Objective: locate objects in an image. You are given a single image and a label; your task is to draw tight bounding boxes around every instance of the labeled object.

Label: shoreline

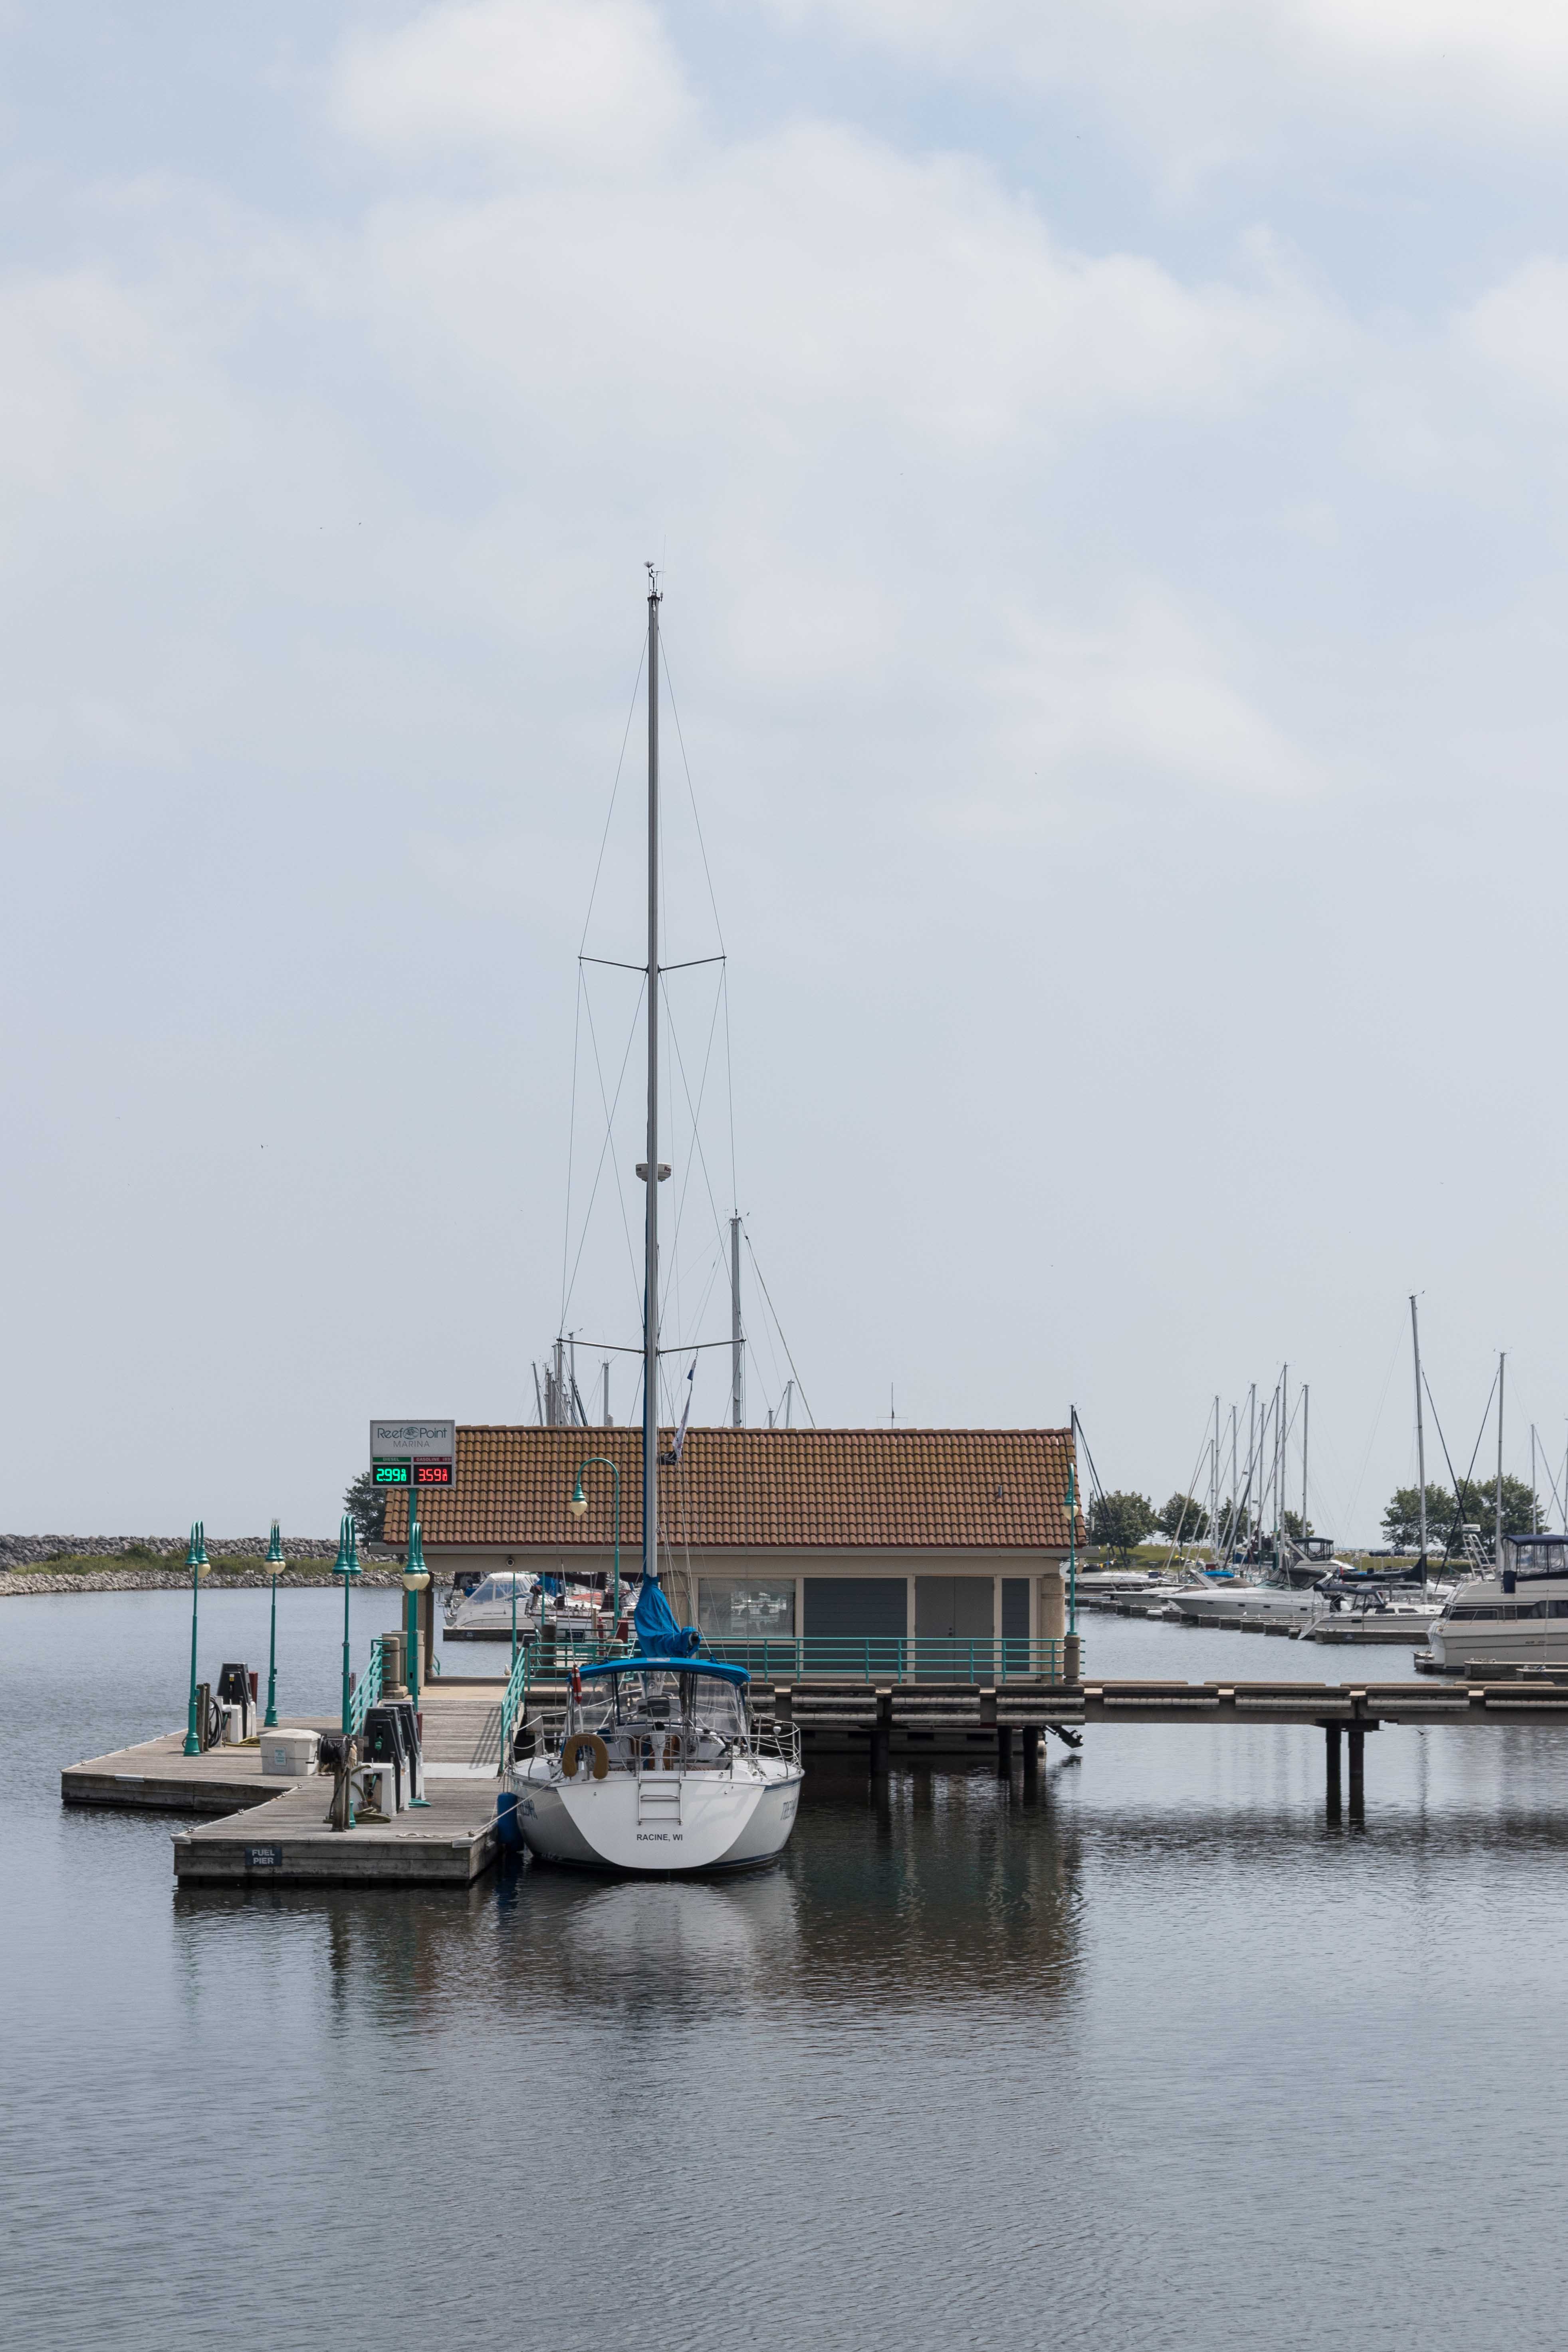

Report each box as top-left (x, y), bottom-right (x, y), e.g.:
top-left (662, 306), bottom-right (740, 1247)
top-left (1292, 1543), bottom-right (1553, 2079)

top-left (0, 1565), bottom-right (410, 1597)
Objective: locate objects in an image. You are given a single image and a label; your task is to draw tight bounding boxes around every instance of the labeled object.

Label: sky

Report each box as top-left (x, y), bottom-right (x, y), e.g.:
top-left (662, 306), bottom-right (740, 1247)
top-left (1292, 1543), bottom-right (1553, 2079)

top-left (5, 0), bottom-right (1568, 1540)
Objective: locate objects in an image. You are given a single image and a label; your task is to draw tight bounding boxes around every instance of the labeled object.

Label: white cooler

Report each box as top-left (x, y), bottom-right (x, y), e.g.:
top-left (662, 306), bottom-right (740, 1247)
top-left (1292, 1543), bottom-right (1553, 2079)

top-left (261, 1729), bottom-right (319, 1777)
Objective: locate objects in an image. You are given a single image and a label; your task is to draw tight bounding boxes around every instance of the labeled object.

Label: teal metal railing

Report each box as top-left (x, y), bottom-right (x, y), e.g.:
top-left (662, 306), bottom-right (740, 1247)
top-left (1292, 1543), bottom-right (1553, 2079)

top-left (499, 1643), bottom-right (531, 1774)
top-left (696, 1636), bottom-right (1074, 1684)
top-left (496, 1632), bottom-right (1076, 1685)
top-left (347, 1635), bottom-right (385, 1736)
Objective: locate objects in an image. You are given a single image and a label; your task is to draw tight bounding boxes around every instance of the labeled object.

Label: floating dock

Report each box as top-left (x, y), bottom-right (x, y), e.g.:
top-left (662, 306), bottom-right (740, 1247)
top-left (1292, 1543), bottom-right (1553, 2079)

top-left (171, 1773), bottom-right (500, 1886)
top-left (61, 1669), bottom-right (1568, 1869)
top-left (64, 1682), bottom-right (507, 1886)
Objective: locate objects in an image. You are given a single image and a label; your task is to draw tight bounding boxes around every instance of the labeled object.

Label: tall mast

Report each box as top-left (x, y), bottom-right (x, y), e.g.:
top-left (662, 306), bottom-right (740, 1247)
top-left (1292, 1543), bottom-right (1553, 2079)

top-left (1301, 1384), bottom-right (1309, 1532)
top-left (1410, 1294), bottom-right (1427, 1573)
top-left (1495, 1351), bottom-right (1505, 1571)
top-left (730, 1214), bottom-right (743, 1428)
top-left (643, 568), bottom-right (662, 1586)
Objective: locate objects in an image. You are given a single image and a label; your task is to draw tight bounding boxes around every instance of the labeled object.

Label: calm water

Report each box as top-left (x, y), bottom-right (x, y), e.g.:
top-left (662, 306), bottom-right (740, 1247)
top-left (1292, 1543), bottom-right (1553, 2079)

top-left (6, 1591), bottom-right (1568, 2350)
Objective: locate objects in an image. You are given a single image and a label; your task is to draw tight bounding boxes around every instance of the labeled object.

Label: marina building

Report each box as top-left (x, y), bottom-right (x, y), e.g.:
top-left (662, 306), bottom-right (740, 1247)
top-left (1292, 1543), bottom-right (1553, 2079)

top-left (384, 1425), bottom-right (1079, 1647)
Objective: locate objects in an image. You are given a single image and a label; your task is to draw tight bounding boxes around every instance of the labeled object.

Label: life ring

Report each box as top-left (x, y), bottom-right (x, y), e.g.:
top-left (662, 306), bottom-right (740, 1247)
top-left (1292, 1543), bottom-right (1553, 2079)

top-left (561, 1732), bottom-right (609, 1781)
top-left (661, 1730), bottom-right (684, 1771)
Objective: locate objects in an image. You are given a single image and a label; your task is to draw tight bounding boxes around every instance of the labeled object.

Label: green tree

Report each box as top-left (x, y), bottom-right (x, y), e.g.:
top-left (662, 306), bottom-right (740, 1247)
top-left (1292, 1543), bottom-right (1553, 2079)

top-left (344, 1468), bottom-right (387, 1549)
top-left (1445, 1475), bottom-right (1541, 1545)
top-left (1157, 1492), bottom-right (1208, 1542)
top-left (1381, 1485), bottom-right (1454, 1548)
top-left (1382, 1478), bottom-right (1541, 1550)
top-left (1282, 1509), bottom-right (1313, 1541)
top-left (1089, 1490), bottom-right (1158, 1562)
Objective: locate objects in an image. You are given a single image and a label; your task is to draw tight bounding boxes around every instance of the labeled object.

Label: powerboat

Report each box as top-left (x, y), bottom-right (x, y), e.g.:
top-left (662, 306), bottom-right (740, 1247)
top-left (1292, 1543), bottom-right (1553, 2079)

top-left (444, 1570), bottom-right (605, 1643)
top-left (1425, 1535), bottom-right (1568, 1672)
top-left (1167, 1578), bottom-right (1328, 1627)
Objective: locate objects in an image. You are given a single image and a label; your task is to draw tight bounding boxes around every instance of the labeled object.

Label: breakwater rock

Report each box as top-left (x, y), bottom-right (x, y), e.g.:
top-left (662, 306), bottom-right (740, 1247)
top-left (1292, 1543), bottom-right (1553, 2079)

top-left (0, 1534), bottom-right (408, 1597)
top-left (0, 1567), bottom-right (408, 1596)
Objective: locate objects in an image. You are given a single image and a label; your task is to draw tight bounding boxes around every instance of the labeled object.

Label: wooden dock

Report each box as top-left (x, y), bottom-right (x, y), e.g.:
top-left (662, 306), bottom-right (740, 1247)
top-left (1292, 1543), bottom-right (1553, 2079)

top-left (63, 1682), bottom-right (506, 1886)
top-left (171, 1773), bottom-right (500, 1886)
top-left (61, 1670), bottom-right (1568, 1873)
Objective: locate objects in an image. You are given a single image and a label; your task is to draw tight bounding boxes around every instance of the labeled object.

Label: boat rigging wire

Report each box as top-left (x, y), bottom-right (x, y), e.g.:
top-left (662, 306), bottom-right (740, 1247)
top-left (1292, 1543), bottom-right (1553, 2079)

top-left (743, 1230), bottom-right (815, 1427)
top-left (660, 630), bottom-right (727, 957)
top-left (561, 970), bottom-right (646, 1328)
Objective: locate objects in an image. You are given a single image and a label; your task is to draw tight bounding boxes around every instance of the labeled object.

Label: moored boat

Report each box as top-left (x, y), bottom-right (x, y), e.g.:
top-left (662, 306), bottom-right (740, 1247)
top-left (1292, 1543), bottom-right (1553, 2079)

top-left (1425, 1536), bottom-right (1568, 1672)
top-left (513, 1646), bottom-right (803, 1873)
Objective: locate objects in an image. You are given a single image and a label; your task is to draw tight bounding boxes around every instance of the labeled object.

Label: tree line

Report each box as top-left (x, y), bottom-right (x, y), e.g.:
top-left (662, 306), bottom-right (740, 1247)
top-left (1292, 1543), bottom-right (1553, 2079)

top-left (1380, 1477), bottom-right (1540, 1550)
top-left (1083, 1474), bottom-right (1549, 1563)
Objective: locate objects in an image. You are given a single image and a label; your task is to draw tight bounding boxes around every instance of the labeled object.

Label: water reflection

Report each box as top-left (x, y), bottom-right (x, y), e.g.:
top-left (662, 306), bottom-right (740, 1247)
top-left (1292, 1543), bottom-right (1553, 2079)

top-left (15, 1598), bottom-right (1568, 2352)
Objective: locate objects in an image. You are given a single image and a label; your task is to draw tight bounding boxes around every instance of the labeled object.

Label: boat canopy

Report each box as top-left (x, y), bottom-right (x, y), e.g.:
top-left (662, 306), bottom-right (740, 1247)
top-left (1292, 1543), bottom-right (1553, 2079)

top-left (580, 1655), bottom-right (751, 1688)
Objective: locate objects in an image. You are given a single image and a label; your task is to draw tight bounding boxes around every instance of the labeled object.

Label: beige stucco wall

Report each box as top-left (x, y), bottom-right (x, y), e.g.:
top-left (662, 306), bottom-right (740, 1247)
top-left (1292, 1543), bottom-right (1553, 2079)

top-left (427, 1541), bottom-right (1068, 1637)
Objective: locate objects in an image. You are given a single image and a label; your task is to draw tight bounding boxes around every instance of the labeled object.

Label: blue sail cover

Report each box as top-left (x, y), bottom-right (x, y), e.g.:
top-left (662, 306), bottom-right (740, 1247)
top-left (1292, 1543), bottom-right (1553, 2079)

top-left (632, 1574), bottom-right (686, 1653)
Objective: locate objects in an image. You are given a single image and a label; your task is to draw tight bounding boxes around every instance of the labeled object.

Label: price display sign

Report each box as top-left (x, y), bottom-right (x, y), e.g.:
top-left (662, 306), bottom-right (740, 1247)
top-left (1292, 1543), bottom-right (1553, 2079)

top-left (371, 1419), bottom-right (456, 1491)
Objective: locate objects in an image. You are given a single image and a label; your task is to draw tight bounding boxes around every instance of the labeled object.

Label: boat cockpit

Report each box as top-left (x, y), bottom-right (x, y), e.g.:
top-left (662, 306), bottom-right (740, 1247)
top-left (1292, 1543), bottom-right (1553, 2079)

top-left (555, 1660), bottom-right (756, 1776)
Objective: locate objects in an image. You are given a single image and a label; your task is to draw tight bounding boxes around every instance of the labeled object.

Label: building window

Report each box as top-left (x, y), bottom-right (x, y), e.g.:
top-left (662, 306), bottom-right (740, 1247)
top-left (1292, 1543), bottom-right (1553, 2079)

top-left (698, 1579), bottom-right (796, 1640)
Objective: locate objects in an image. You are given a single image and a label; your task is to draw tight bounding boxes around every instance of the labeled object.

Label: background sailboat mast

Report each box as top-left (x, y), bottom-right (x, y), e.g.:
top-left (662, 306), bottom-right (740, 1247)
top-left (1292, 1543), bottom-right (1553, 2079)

top-left (643, 569), bottom-right (662, 1587)
top-left (1410, 1294), bottom-right (1427, 1574)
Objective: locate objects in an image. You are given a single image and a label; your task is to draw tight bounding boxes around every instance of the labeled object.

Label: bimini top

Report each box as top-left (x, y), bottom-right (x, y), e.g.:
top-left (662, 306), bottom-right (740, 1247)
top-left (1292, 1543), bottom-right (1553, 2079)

top-left (579, 1655), bottom-right (751, 1689)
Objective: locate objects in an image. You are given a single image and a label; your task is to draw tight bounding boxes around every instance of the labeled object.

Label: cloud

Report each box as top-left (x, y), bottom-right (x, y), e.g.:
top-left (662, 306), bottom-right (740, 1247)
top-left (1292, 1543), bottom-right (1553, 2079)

top-left (751, 0), bottom-right (1568, 157)
top-left (332, 0), bottom-right (692, 169)
top-left (1459, 256), bottom-right (1568, 402)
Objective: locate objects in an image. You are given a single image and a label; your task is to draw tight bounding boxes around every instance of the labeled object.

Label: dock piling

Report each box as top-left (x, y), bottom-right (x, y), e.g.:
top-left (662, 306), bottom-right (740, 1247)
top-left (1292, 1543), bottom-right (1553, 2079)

top-left (1348, 1724), bottom-right (1368, 1823)
top-left (1324, 1723), bottom-right (1342, 1821)
top-left (869, 1686), bottom-right (892, 1778)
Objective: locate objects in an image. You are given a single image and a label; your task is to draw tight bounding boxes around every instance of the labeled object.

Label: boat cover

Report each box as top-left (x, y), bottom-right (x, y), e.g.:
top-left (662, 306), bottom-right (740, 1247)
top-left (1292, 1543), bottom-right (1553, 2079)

top-left (580, 1654), bottom-right (751, 1688)
top-left (632, 1574), bottom-right (685, 1651)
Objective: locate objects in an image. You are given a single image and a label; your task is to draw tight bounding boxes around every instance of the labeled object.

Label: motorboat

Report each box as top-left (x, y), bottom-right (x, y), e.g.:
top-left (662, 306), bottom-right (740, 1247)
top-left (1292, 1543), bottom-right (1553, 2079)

top-left (512, 1583), bottom-right (803, 1874)
top-left (444, 1570), bottom-right (605, 1643)
top-left (1425, 1535), bottom-right (1568, 1672)
top-left (1167, 1578), bottom-right (1328, 1627)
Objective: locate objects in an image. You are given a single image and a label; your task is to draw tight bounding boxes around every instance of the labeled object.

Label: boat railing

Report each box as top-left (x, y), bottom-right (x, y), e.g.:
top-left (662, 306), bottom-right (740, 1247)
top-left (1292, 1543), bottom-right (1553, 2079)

top-left (749, 1717), bottom-right (802, 1767)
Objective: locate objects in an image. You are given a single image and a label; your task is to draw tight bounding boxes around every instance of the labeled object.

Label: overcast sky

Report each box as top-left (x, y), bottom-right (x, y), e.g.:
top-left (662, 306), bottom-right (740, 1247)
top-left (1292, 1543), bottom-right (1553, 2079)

top-left (7, 0), bottom-right (1568, 1539)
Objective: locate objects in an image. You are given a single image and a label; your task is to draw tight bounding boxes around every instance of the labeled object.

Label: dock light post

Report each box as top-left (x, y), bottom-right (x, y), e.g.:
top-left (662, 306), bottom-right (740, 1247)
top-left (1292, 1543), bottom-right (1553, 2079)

top-left (263, 1521), bottom-right (286, 1730)
top-left (569, 1456), bottom-right (622, 1641)
top-left (1066, 1466), bottom-right (1078, 1635)
top-left (400, 1511), bottom-right (432, 1806)
top-left (182, 1521), bottom-right (211, 1755)
top-left (402, 1506), bottom-right (430, 1707)
top-left (332, 1514), bottom-right (361, 1736)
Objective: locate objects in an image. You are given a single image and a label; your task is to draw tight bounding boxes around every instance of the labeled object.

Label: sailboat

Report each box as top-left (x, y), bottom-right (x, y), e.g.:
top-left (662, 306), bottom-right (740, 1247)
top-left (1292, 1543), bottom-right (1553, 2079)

top-left (513, 571), bottom-right (805, 1873)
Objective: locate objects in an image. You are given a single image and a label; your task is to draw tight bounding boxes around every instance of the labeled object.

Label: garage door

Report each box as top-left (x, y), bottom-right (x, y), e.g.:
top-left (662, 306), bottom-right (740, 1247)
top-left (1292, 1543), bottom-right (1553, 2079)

top-left (803, 1577), bottom-right (906, 1672)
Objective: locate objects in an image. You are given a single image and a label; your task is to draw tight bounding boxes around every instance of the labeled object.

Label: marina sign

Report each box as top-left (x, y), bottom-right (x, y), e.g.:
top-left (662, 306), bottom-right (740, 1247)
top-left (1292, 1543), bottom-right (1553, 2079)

top-left (371, 1419), bottom-right (456, 1489)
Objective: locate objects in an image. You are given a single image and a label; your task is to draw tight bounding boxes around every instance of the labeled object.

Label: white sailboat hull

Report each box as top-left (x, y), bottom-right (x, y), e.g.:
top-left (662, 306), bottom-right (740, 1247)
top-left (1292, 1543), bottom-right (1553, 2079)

top-left (514, 1757), bottom-right (803, 1874)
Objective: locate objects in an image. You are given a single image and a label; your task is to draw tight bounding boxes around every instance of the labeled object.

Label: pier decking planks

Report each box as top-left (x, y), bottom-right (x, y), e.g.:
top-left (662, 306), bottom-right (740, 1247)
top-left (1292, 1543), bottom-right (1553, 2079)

top-left (62, 1725), bottom-right (336, 1813)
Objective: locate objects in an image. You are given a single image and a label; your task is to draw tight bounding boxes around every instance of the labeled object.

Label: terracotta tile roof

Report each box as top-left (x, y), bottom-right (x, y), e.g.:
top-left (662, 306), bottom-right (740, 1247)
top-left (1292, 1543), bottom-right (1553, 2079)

top-left (383, 1426), bottom-right (1079, 1553)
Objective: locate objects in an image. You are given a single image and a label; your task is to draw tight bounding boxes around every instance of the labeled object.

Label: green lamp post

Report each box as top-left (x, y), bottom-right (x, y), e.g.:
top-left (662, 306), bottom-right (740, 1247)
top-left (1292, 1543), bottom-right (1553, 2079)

top-left (263, 1520), bottom-right (287, 1730)
top-left (400, 1510), bottom-right (432, 1806)
top-left (181, 1520), bottom-right (211, 1756)
top-left (1066, 1465), bottom-right (1078, 1637)
top-left (332, 1512), bottom-right (361, 1736)
top-left (569, 1456), bottom-right (622, 1643)
top-left (402, 1506), bottom-right (430, 1704)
